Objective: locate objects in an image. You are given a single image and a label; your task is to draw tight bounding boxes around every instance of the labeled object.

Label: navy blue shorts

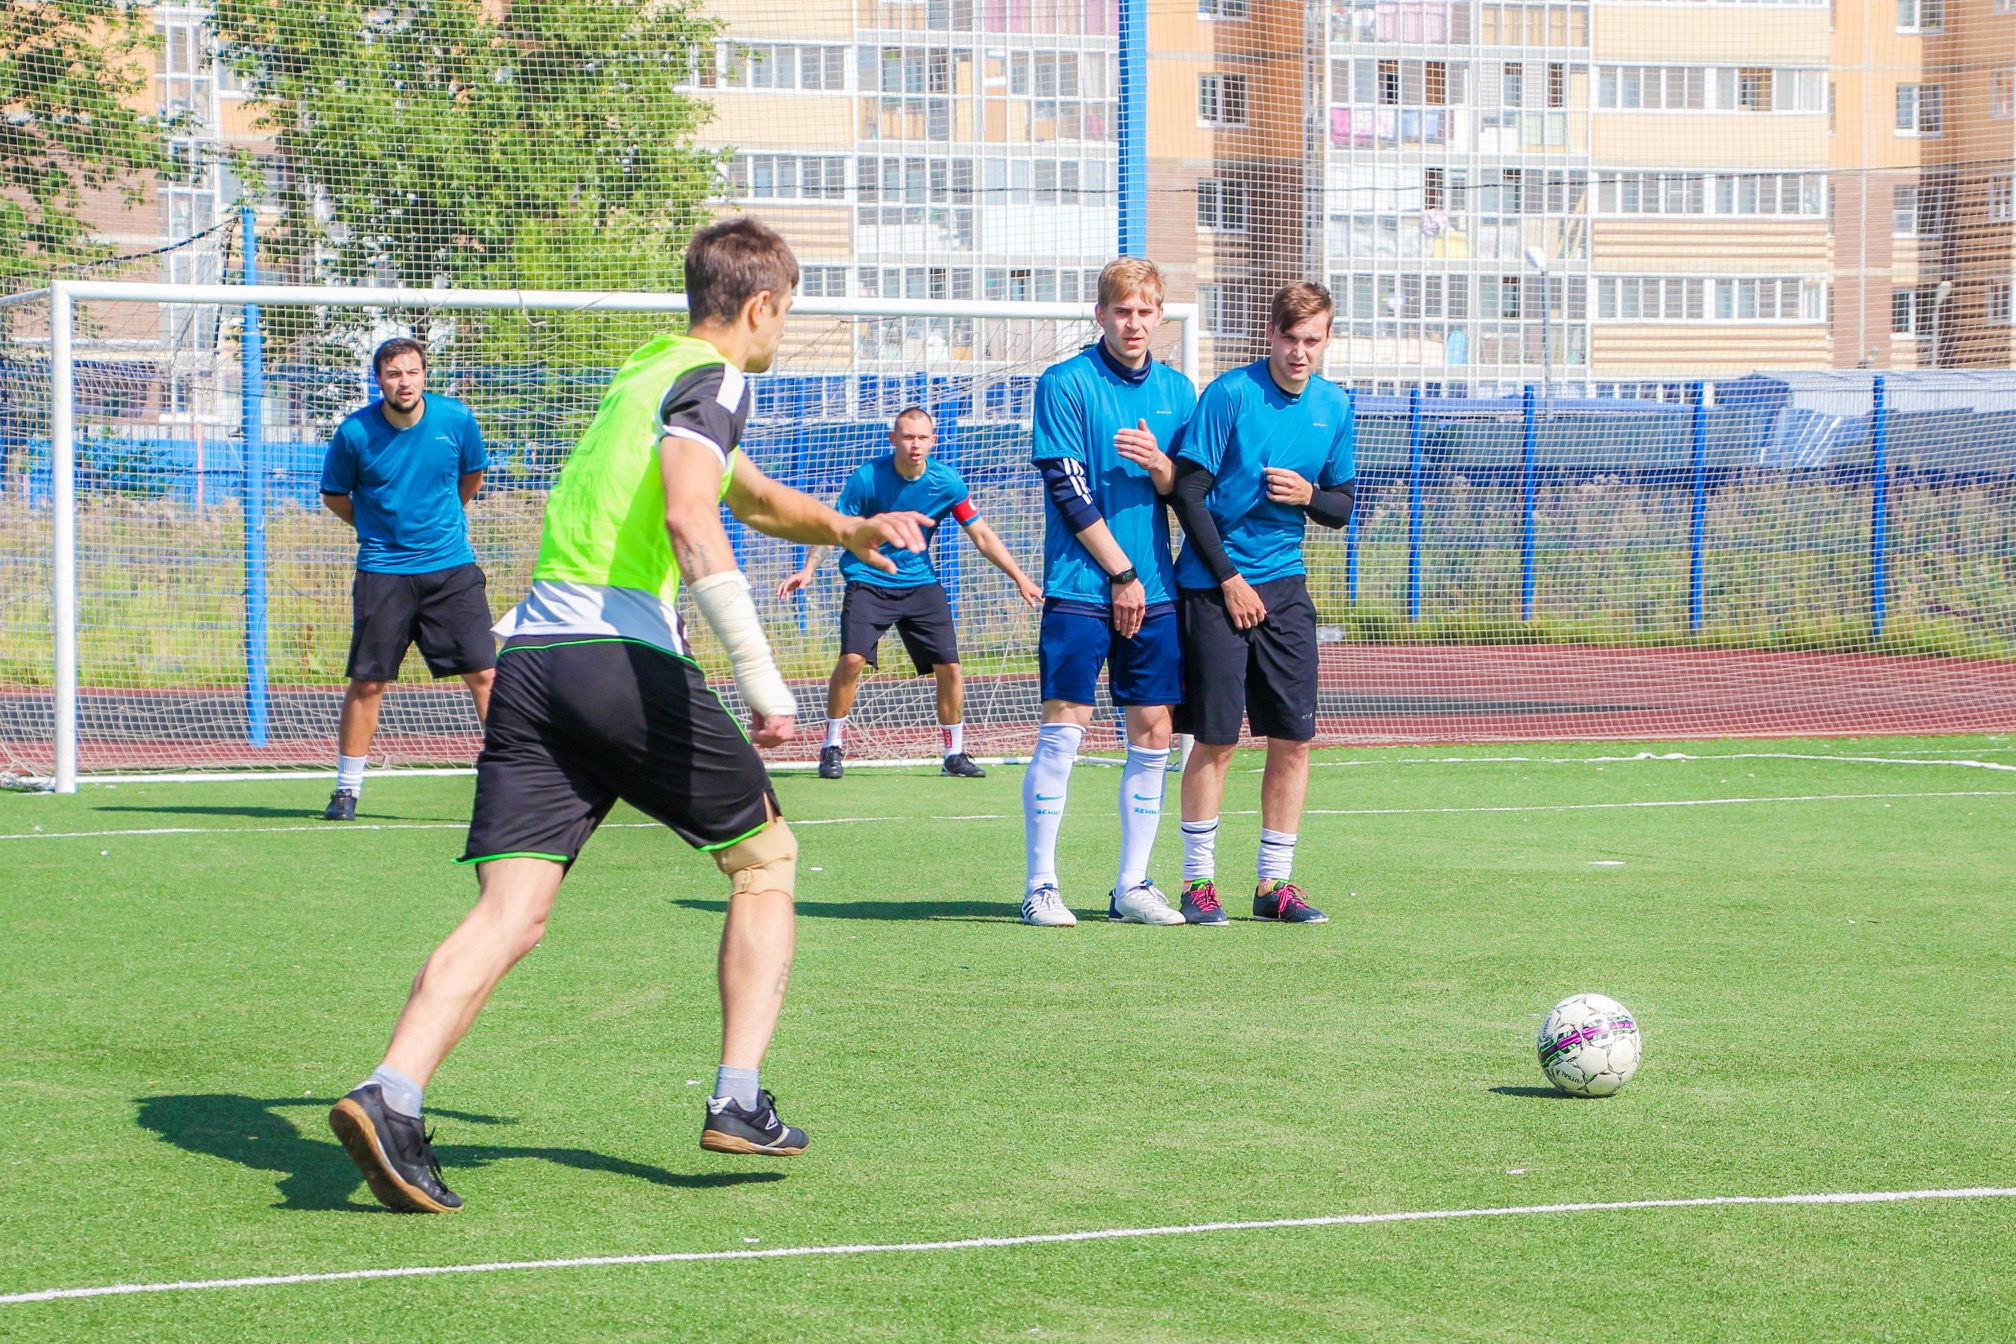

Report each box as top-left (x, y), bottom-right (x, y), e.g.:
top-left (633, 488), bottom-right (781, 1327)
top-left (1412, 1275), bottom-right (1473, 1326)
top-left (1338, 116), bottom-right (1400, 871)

top-left (1037, 601), bottom-right (1183, 708)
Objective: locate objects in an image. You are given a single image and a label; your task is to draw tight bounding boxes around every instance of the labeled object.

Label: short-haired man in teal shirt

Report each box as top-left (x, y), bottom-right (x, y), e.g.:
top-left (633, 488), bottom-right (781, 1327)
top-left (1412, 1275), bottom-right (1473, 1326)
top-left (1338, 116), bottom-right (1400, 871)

top-left (777, 406), bottom-right (1041, 779)
top-left (1167, 281), bottom-right (1356, 926)
top-left (319, 337), bottom-right (494, 821)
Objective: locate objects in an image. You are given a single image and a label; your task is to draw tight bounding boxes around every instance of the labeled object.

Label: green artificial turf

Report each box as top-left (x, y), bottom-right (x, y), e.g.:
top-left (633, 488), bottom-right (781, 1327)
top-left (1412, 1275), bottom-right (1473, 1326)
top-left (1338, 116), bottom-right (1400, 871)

top-left (2, 737), bottom-right (2014, 1341)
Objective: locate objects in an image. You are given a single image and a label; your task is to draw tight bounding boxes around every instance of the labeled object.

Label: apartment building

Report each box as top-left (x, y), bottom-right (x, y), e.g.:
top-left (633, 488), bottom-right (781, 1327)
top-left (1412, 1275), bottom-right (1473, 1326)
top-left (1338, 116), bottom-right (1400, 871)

top-left (110, 0), bottom-right (2016, 386)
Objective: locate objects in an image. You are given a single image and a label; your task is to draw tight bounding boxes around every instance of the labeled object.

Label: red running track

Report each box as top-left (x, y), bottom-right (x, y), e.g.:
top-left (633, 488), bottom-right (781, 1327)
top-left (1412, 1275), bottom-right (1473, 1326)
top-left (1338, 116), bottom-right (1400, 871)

top-left (4, 645), bottom-right (2011, 775)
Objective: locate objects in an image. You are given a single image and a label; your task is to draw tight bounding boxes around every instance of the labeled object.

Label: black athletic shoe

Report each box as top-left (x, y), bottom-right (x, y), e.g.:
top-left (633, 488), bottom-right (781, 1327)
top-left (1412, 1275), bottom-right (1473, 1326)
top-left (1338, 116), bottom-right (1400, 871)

top-left (700, 1089), bottom-right (809, 1156)
top-left (328, 1084), bottom-right (462, 1213)
top-left (322, 789), bottom-right (358, 821)
top-left (817, 745), bottom-right (844, 779)
top-left (1253, 880), bottom-right (1329, 924)
top-left (940, 753), bottom-right (986, 778)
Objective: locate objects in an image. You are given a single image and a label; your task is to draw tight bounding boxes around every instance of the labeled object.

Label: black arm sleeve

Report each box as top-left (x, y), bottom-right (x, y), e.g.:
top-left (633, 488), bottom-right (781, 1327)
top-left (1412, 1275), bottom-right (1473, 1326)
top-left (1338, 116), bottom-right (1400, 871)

top-left (1037, 457), bottom-right (1105, 534)
top-left (1170, 458), bottom-right (1239, 585)
top-left (1304, 479), bottom-right (1356, 530)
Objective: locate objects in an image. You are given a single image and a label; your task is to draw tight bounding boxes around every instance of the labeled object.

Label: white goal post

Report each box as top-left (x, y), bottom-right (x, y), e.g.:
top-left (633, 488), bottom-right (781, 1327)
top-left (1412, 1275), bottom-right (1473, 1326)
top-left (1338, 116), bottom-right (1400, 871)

top-left (3, 280), bottom-right (1198, 792)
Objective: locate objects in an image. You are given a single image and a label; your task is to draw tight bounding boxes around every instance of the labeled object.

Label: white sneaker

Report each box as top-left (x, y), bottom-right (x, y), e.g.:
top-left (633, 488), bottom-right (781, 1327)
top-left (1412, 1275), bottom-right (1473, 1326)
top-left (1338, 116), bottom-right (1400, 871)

top-left (1109, 881), bottom-right (1185, 926)
top-left (1021, 884), bottom-right (1078, 927)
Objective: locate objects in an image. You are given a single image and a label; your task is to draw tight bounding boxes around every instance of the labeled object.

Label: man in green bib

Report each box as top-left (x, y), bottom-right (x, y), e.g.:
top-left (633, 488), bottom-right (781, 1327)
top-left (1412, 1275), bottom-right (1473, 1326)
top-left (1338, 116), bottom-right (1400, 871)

top-left (329, 219), bottom-right (930, 1213)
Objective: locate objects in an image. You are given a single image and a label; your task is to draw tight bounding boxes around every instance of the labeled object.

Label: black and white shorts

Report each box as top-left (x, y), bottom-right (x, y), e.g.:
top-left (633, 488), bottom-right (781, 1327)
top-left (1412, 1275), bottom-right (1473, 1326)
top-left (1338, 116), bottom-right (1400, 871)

top-left (460, 636), bottom-right (780, 866)
top-left (347, 563), bottom-right (497, 681)
top-left (1173, 576), bottom-right (1320, 745)
top-left (839, 580), bottom-right (960, 675)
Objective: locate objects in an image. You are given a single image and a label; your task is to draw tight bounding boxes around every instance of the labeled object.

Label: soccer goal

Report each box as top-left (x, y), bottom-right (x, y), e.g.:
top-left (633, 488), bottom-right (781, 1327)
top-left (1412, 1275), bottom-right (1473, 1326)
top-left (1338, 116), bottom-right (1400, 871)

top-left (0, 279), bottom-right (1196, 791)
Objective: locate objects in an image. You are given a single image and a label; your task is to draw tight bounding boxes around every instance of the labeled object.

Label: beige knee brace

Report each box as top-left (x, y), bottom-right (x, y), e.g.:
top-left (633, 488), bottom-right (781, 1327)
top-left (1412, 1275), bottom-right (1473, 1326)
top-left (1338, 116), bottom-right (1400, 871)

top-left (712, 819), bottom-right (798, 897)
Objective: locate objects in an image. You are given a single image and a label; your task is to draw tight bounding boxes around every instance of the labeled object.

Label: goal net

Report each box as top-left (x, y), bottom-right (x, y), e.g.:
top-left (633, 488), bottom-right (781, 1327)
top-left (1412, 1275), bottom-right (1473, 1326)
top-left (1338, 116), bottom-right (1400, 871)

top-left (0, 283), bottom-right (1194, 787)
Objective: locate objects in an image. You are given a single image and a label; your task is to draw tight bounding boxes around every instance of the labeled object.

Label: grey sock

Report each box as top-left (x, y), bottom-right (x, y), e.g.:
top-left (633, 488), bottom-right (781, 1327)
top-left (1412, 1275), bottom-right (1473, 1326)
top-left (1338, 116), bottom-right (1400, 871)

top-left (366, 1064), bottom-right (423, 1119)
top-left (713, 1065), bottom-right (760, 1110)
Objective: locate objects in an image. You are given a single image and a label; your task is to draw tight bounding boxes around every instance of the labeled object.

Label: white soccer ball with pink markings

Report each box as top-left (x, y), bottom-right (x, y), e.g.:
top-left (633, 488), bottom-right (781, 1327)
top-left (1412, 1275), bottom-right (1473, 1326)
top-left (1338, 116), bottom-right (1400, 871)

top-left (1537, 993), bottom-right (1642, 1097)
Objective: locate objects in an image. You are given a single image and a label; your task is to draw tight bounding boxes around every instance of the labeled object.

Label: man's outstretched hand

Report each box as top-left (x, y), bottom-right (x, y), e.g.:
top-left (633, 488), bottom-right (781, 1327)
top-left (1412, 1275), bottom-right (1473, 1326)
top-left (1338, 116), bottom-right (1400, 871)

top-left (842, 511), bottom-right (933, 574)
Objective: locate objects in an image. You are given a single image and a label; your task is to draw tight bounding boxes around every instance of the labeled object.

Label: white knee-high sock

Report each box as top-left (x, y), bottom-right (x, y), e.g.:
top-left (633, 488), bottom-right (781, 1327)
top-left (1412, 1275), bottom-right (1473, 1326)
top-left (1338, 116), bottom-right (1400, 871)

top-left (1116, 744), bottom-right (1170, 893)
top-left (1258, 828), bottom-right (1299, 883)
top-left (1181, 817), bottom-right (1219, 882)
top-left (823, 717), bottom-right (846, 749)
top-left (336, 754), bottom-right (367, 795)
top-left (1023, 722), bottom-right (1083, 892)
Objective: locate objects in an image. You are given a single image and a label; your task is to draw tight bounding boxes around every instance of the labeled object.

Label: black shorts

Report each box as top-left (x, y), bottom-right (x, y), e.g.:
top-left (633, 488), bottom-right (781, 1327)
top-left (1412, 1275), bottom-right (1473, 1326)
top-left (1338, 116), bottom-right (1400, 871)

top-left (460, 637), bottom-right (780, 865)
top-left (1173, 576), bottom-right (1320, 745)
top-left (347, 563), bottom-right (497, 681)
top-left (839, 580), bottom-right (959, 675)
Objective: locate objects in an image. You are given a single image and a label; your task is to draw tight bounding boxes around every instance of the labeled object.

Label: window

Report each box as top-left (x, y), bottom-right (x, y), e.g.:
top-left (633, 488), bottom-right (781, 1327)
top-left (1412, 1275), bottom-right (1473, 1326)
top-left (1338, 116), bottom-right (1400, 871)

top-left (700, 43), bottom-right (848, 90)
top-left (1896, 84), bottom-right (1942, 134)
top-left (799, 267), bottom-right (848, 298)
top-left (1596, 66), bottom-right (1823, 112)
top-left (1594, 172), bottom-right (1823, 216)
top-left (1199, 284), bottom-right (1249, 335)
top-left (1737, 68), bottom-right (1773, 111)
top-left (1501, 63), bottom-right (1524, 110)
top-left (1198, 0), bottom-right (1248, 16)
top-left (1547, 63), bottom-right (1566, 109)
top-left (1198, 73), bottom-right (1248, 126)
top-left (1990, 174), bottom-right (2014, 223)
top-left (1197, 178), bottom-right (1248, 232)
top-left (1988, 281), bottom-right (2012, 327)
top-left (727, 155), bottom-right (849, 201)
top-left (1598, 276), bottom-right (1820, 322)
top-left (1896, 0), bottom-right (1942, 28)
top-left (1992, 70), bottom-right (2014, 120)
top-left (1481, 275), bottom-right (1524, 319)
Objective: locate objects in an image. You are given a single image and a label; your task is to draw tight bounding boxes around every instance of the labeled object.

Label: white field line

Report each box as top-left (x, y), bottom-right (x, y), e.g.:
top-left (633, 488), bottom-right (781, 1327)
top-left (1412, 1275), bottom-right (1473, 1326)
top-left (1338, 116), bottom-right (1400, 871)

top-left (8, 758), bottom-right (1039, 788)
top-left (2, 790), bottom-right (2011, 845)
top-left (1304, 751), bottom-right (2016, 772)
top-left (3, 1186), bottom-right (2012, 1306)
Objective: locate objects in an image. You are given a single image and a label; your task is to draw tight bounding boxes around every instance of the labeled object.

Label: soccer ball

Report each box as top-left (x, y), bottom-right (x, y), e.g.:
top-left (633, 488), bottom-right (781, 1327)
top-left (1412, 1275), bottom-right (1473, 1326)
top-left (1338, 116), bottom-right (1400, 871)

top-left (1537, 993), bottom-right (1642, 1097)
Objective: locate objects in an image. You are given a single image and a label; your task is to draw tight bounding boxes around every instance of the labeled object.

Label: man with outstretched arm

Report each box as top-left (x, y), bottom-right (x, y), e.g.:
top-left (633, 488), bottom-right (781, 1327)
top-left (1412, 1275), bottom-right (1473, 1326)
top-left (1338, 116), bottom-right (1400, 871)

top-left (1168, 281), bottom-right (1356, 927)
top-left (777, 405), bottom-right (1042, 779)
top-left (1018, 257), bottom-right (1198, 928)
top-left (327, 218), bottom-right (930, 1214)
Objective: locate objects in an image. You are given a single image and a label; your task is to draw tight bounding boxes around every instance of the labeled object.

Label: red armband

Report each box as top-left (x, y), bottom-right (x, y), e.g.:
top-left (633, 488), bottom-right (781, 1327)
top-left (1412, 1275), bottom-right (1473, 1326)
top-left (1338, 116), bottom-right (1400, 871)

top-left (951, 498), bottom-right (980, 525)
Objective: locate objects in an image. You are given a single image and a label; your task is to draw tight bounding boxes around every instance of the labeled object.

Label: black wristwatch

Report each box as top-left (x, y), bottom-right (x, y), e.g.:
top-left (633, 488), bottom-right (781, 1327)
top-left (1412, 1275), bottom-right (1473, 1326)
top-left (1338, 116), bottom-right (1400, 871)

top-left (1108, 567), bottom-right (1139, 587)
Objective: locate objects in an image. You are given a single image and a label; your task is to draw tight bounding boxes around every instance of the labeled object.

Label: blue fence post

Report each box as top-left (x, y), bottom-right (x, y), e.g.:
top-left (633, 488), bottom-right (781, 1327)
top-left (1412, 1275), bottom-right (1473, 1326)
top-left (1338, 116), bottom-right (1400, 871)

top-left (792, 378), bottom-right (811, 633)
top-left (1407, 385), bottom-right (1423, 623)
top-left (1689, 380), bottom-right (1709, 634)
top-left (1870, 373), bottom-right (1890, 642)
top-left (239, 205), bottom-right (269, 748)
top-left (1117, 0), bottom-right (1146, 256)
top-left (1520, 384), bottom-right (1538, 623)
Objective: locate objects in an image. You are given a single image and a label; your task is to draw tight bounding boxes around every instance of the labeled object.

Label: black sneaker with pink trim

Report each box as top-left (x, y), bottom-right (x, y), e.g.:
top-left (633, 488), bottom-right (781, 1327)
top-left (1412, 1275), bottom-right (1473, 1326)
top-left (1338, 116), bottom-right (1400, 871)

top-left (1180, 879), bottom-right (1229, 925)
top-left (1253, 881), bottom-right (1328, 924)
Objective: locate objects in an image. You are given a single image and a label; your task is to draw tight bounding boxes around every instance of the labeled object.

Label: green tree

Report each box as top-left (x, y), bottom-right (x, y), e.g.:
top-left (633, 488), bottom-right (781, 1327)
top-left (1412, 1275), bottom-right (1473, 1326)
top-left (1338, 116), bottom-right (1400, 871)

top-left (210, 0), bottom-right (723, 368)
top-left (0, 0), bottom-right (166, 291)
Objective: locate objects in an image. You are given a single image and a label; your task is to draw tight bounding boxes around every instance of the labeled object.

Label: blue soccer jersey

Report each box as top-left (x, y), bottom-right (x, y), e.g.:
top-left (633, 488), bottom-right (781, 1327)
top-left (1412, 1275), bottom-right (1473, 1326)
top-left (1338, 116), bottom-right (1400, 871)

top-left (1030, 343), bottom-right (1196, 608)
top-left (320, 394), bottom-right (489, 574)
top-left (834, 454), bottom-right (977, 588)
top-left (1174, 361), bottom-right (1355, 589)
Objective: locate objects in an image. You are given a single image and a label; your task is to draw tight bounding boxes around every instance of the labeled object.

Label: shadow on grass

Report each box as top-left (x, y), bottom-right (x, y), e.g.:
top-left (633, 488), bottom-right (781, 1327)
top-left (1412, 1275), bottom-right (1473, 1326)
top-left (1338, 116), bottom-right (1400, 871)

top-left (97, 804), bottom-right (448, 822)
top-left (674, 897), bottom-right (1017, 923)
top-left (136, 1094), bottom-right (783, 1212)
top-left (1489, 1085), bottom-right (1577, 1100)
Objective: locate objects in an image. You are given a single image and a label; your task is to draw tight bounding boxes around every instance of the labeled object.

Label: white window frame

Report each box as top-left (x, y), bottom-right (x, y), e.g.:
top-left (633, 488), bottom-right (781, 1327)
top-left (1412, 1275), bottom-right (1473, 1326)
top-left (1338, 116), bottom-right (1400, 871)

top-left (1895, 83), bottom-right (1943, 135)
top-left (1198, 73), bottom-right (1249, 127)
top-left (1595, 275), bottom-right (1824, 323)
top-left (1991, 69), bottom-right (2014, 121)
top-left (1197, 0), bottom-right (1249, 19)
top-left (1990, 174), bottom-right (2014, 224)
top-left (1196, 178), bottom-right (1249, 232)
top-left (1988, 280), bottom-right (2013, 328)
top-left (1896, 0), bottom-right (1943, 30)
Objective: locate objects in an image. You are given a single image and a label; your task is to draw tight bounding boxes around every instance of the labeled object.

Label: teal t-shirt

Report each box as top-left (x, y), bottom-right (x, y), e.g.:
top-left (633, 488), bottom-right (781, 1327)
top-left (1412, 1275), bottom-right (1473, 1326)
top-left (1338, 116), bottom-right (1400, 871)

top-left (1174, 361), bottom-right (1355, 588)
top-left (320, 394), bottom-right (488, 574)
top-left (1030, 344), bottom-right (1196, 608)
top-left (835, 454), bottom-right (976, 589)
